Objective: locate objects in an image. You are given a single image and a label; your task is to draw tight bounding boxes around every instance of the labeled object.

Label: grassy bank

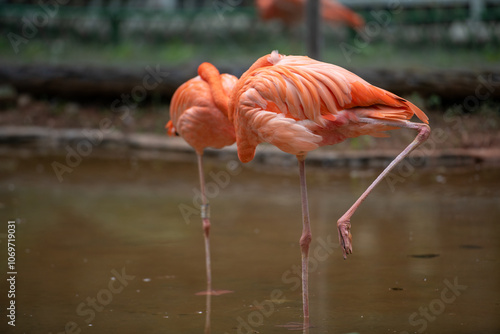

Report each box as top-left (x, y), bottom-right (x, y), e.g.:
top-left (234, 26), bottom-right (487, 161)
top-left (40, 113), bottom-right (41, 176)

top-left (1, 32), bottom-right (499, 71)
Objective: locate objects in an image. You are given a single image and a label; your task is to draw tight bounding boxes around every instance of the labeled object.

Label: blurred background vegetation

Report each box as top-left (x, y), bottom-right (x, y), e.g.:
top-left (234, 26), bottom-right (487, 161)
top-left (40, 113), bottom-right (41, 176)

top-left (1, 0), bottom-right (500, 67)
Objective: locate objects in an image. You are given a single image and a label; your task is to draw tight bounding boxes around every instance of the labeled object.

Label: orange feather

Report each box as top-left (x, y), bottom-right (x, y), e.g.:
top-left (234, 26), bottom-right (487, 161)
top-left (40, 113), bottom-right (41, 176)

top-left (229, 51), bottom-right (429, 162)
top-left (256, 0), bottom-right (365, 28)
top-left (168, 63), bottom-right (237, 155)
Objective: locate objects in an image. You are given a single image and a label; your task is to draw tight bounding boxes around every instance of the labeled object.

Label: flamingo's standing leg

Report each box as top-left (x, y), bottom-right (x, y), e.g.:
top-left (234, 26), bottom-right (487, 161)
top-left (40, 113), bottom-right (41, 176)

top-left (297, 154), bottom-right (312, 327)
top-left (196, 153), bottom-right (212, 295)
top-left (337, 120), bottom-right (431, 258)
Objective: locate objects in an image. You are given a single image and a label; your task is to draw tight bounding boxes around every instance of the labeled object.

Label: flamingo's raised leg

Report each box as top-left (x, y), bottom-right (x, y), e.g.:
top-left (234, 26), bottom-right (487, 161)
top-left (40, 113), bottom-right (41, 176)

top-left (338, 119), bottom-right (431, 259)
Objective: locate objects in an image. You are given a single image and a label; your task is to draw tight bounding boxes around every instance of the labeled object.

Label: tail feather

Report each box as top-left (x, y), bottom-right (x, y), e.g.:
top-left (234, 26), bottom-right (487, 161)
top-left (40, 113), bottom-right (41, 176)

top-left (348, 82), bottom-right (429, 124)
top-left (407, 100), bottom-right (429, 124)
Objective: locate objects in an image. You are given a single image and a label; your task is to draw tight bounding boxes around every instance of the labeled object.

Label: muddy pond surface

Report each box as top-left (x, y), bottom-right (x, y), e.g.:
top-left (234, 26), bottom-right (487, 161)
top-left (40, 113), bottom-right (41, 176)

top-left (0, 153), bottom-right (499, 334)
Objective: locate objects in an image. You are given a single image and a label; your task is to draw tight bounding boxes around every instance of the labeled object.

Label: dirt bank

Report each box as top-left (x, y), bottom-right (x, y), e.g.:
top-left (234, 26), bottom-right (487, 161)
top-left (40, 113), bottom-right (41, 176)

top-left (1, 126), bottom-right (499, 170)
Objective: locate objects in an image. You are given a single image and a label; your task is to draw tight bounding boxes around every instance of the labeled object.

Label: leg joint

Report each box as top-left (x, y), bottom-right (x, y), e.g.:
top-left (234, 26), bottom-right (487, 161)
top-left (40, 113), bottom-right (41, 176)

top-left (300, 233), bottom-right (312, 249)
top-left (203, 218), bottom-right (210, 237)
top-left (417, 123), bottom-right (431, 142)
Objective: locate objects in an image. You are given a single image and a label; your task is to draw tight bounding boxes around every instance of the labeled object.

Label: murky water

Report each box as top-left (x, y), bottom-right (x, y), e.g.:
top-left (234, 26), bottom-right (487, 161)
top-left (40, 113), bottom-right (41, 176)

top-left (0, 154), bottom-right (499, 334)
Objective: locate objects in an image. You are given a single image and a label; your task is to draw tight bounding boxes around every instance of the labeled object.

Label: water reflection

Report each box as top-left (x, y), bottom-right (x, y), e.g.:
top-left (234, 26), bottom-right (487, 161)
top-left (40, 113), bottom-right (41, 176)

top-left (0, 155), bottom-right (498, 333)
top-left (205, 293), bottom-right (211, 334)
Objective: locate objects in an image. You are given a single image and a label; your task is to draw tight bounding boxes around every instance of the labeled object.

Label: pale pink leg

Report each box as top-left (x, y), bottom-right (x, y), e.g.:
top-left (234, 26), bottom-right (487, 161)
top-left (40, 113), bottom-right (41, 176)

top-left (195, 154), bottom-right (233, 297)
top-left (197, 155), bottom-right (224, 333)
top-left (297, 155), bottom-right (312, 327)
top-left (196, 153), bottom-right (213, 295)
top-left (338, 120), bottom-right (431, 259)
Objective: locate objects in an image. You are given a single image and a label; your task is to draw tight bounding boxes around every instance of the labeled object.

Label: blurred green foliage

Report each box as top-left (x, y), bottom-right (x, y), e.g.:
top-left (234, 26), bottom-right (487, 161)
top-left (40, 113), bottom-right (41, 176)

top-left (1, 3), bottom-right (500, 70)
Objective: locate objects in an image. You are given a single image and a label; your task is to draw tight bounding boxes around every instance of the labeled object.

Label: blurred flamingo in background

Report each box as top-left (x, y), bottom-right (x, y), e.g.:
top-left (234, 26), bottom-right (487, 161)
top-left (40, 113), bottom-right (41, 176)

top-left (167, 63), bottom-right (237, 297)
top-left (256, 0), bottom-right (365, 29)
top-left (229, 51), bottom-right (430, 327)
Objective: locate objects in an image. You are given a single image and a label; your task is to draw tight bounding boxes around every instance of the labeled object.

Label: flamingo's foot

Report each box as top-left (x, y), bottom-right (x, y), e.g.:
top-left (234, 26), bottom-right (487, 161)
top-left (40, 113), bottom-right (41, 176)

top-left (276, 322), bottom-right (313, 331)
top-left (337, 218), bottom-right (353, 259)
top-left (195, 289), bottom-right (234, 296)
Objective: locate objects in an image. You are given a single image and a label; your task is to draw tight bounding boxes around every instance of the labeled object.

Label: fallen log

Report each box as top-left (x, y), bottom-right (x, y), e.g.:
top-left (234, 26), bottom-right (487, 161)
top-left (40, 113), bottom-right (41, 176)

top-left (0, 61), bottom-right (499, 103)
top-left (358, 67), bottom-right (500, 103)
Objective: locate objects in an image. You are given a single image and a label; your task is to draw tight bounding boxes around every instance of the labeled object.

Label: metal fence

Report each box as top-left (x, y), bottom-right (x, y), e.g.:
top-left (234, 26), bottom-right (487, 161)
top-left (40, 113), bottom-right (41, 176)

top-left (1, 1), bottom-right (500, 46)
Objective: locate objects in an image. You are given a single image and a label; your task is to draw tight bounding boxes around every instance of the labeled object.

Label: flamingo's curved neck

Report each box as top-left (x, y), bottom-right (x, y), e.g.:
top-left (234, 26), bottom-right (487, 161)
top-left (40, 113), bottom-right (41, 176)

top-left (198, 63), bottom-right (229, 118)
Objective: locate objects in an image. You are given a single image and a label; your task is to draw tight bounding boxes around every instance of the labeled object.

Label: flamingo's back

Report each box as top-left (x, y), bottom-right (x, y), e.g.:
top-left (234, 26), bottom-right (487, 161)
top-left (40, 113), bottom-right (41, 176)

top-left (168, 73), bottom-right (238, 154)
top-left (230, 51), bottom-right (428, 162)
top-left (256, 0), bottom-right (303, 25)
top-left (322, 0), bottom-right (364, 28)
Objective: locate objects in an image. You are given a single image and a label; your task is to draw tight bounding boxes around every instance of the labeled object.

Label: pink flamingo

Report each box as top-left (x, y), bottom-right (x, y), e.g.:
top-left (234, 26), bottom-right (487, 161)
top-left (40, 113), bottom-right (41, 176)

top-left (229, 51), bottom-right (430, 327)
top-left (167, 62), bottom-right (237, 296)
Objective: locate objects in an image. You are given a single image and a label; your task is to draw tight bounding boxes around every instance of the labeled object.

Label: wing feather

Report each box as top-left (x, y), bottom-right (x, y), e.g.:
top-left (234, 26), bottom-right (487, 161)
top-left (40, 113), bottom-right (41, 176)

top-left (292, 67), bottom-right (322, 123)
top-left (274, 55), bottom-right (429, 124)
top-left (233, 52), bottom-right (429, 143)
